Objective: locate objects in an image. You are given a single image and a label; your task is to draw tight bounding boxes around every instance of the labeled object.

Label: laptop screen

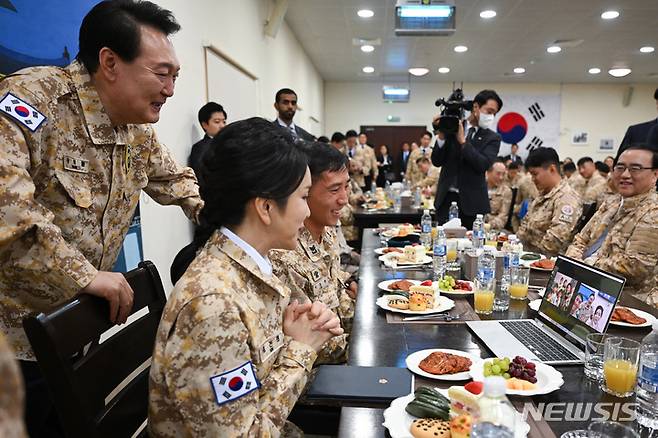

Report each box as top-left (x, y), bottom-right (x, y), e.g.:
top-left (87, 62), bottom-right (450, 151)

top-left (537, 255), bottom-right (626, 346)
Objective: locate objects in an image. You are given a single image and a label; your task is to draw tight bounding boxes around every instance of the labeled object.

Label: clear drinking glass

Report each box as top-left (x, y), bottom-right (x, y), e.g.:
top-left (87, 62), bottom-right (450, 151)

top-left (509, 267), bottom-right (530, 300)
top-left (446, 239), bottom-right (458, 263)
top-left (474, 277), bottom-right (495, 315)
top-left (587, 421), bottom-right (639, 438)
top-left (585, 334), bottom-right (619, 382)
top-left (602, 337), bottom-right (641, 397)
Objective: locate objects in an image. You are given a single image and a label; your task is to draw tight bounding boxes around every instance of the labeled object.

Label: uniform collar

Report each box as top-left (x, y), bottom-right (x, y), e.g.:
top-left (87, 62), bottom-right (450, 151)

top-left (620, 190), bottom-right (657, 212)
top-left (67, 60), bottom-right (118, 145)
top-left (298, 226), bottom-right (329, 262)
top-left (220, 226), bottom-right (272, 276)
top-left (543, 179), bottom-right (569, 200)
top-left (211, 230), bottom-right (288, 297)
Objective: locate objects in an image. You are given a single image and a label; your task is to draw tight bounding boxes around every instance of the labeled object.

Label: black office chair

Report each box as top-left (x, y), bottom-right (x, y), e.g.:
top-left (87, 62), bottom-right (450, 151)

top-left (23, 261), bottom-right (166, 438)
top-left (575, 202), bottom-right (598, 234)
top-left (504, 187), bottom-right (518, 231)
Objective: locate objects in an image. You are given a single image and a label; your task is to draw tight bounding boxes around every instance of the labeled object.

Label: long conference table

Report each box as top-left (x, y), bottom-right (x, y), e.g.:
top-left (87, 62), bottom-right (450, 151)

top-left (336, 229), bottom-right (658, 438)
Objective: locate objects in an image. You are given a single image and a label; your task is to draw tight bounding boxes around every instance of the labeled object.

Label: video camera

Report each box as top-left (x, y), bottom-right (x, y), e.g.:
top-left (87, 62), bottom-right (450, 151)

top-left (433, 88), bottom-right (473, 135)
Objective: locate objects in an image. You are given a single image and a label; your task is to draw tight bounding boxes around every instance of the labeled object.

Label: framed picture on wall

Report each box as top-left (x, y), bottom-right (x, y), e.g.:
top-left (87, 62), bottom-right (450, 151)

top-left (571, 131), bottom-right (589, 145)
top-left (599, 138), bottom-right (614, 152)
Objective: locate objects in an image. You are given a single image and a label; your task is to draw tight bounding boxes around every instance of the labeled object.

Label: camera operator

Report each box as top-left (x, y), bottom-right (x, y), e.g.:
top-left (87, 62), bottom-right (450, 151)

top-left (432, 89), bottom-right (503, 229)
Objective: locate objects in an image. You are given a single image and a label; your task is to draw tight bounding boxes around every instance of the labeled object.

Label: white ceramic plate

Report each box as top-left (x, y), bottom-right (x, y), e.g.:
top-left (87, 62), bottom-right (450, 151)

top-left (438, 280), bottom-right (475, 296)
top-left (379, 253), bottom-right (433, 266)
top-left (469, 360), bottom-right (564, 396)
top-left (609, 307), bottom-right (656, 328)
top-left (518, 252), bottom-right (543, 267)
top-left (376, 295), bottom-right (455, 315)
top-left (381, 228), bottom-right (420, 238)
top-left (406, 349), bottom-right (482, 381)
top-left (377, 279), bottom-right (421, 292)
top-left (382, 389), bottom-right (530, 438)
top-left (520, 253), bottom-right (555, 271)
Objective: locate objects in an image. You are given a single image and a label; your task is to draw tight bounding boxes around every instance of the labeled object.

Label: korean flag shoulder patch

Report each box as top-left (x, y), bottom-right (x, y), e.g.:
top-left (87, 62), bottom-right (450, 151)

top-left (0, 92), bottom-right (46, 132)
top-left (210, 360), bottom-right (261, 406)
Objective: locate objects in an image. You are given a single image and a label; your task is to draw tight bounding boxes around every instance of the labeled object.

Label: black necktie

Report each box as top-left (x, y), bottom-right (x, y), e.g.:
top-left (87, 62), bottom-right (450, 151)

top-left (467, 127), bottom-right (476, 142)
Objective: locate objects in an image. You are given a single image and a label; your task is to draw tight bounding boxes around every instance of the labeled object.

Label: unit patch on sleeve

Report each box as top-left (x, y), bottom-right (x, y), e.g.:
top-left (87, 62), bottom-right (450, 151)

top-left (0, 92), bottom-right (46, 132)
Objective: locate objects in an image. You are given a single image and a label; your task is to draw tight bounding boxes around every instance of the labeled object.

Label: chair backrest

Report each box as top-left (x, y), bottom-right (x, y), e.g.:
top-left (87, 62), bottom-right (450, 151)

top-left (23, 261), bottom-right (166, 438)
top-left (575, 202), bottom-right (598, 234)
top-left (504, 187), bottom-right (518, 231)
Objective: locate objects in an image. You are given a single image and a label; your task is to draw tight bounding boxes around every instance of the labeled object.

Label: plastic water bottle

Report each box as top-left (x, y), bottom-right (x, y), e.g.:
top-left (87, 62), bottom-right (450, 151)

top-left (472, 214), bottom-right (485, 249)
top-left (393, 190), bottom-right (401, 211)
top-left (421, 209), bottom-right (432, 248)
top-left (414, 187), bottom-right (422, 208)
top-left (448, 201), bottom-right (459, 222)
top-left (370, 180), bottom-right (377, 194)
top-left (433, 226), bottom-right (447, 280)
top-left (636, 320), bottom-right (658, 429)
top-left (471, 377), bottom-right (516, 438)
top-left (495, 242), bottom-right (511, 311)
top-left (508, 235), bottom-right (521, 269)
top-left (477, 246), bottom-right (496, 284)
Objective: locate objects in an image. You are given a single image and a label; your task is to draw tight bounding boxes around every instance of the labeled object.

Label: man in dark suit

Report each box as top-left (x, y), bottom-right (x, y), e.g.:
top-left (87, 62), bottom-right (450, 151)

top-left (503, 143), bottom-right (524, 166)
top-left (188, 102), bottom-right (227, 190)
top-left (272, 87), bottom-right (316, 142)
top-left (398, 142), bottom-right (411, 180)
top-left (432, 89), bottom-right (504, 229)
top-left (616, 87), bottom-right (658, 161)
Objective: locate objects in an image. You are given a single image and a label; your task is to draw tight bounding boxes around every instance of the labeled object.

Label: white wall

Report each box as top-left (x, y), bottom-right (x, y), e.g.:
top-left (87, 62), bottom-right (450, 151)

top-left (140, 0), bottom-right (324, 289)
top-left (325, 81), bottom-right (657, 160)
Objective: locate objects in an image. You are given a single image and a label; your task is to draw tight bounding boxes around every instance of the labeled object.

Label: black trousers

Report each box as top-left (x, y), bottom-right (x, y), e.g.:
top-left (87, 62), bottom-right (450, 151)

top-left (20, 360), bottom-right (64, 438)
top-left (436, 191), bottom-right (476, 230)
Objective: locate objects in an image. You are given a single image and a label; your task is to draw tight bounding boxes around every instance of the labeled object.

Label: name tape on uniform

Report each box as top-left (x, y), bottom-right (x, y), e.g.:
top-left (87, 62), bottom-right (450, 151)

top-left (210, 360), bottom-right (261, 406)
top-left (0, 92), bottom-right (46, 132)
top-left (259, 332), bottom-right (284, 363)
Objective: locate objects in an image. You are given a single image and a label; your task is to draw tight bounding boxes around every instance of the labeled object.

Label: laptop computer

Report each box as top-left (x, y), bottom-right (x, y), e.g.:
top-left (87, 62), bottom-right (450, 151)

top-left (467, 255), bottom-right (626, 365)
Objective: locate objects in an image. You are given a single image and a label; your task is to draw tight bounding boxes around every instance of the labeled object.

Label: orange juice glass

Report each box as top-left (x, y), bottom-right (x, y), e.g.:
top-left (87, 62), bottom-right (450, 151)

top-left (602, 337), bottom-right (640, 397)
top-left (446, 239), bottom-right (458, 262)
top-left (474, 277), bottom-right (495, 315)
top-left (510, 267), bottom-right (530, 300)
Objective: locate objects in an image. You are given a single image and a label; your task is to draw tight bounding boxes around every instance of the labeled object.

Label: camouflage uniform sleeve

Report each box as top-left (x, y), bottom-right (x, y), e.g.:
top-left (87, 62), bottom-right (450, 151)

top-left (162, 296), bottom-right (316, 437)
top-left (590, 209), bottom-right (658, 284)
top-left (0, 116), bottom-right (98, 295)
top-left (143, 128), bottom-right (203, 223)
top-left (0, 333), bottom-right (27, 438)
top-left (270, 250), bottom-right (312, 304)
top-left (488, 186), bottom-right (512, 230)
top-left (370, 149), bottom-right (379, 178)
top-left (539, 196), bottom-right (582, 256)
top-left (565, 203), bottom-right (605, 259)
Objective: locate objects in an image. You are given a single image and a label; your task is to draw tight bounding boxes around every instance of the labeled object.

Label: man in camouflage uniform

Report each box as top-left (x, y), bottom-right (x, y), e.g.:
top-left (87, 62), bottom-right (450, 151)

top-left (413, 157), bottom-right (441, 196)
top-left (0, 332), bottom-right (26, 438)
top-left (357, 132), bottom-right (378, 188)
top-left (0, 2), bottom-right (202, 435)
top-left (345, 129), bottom-right (369, 190)
top-left (572, 157), bottom-right (608, 203)
top-left (406, 131), bottom-right (434, 187)
top-left (518, 148), bottom-right (582, 256)
top-left (271, 143), bottom-right (357, 363)
top-left (566, 146), bottom-right (658, 303)
top-left (485, 161), bottom-right (513, 230)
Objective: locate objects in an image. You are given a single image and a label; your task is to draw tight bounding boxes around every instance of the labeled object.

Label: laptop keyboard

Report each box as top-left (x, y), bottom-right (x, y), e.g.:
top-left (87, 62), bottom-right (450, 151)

top-left (499, 320), bottom-right (581, 362)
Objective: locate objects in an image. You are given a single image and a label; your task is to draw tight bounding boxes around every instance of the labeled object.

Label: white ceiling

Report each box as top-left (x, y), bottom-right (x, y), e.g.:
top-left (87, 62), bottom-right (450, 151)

top-left (284, 0), bottom-right (658, 83)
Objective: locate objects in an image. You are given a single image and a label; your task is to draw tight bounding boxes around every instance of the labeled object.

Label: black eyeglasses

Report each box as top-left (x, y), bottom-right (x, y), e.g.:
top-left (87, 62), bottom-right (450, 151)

top-left (612, 164), bottom-right (655, 174)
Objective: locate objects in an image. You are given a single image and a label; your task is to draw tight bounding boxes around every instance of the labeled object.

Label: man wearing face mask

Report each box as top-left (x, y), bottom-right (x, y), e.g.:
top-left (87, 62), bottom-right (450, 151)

top-left (431, 89), bottom-right (503, 229)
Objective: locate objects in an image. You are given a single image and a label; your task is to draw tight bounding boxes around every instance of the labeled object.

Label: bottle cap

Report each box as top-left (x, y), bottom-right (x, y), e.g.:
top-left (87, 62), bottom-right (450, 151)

top-left (423, 209), bottom-right (430, 214)
top-left (483, 376), bottom-right (507, 397)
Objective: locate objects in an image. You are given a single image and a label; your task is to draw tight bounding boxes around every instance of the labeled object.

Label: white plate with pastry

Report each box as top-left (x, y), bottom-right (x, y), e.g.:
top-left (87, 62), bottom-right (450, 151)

top-left (376, 295), bottom-right (455, 315)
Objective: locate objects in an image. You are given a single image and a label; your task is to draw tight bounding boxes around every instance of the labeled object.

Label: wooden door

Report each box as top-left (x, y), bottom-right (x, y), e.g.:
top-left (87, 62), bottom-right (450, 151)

top-left (360, 125), bottom-right (429, 180)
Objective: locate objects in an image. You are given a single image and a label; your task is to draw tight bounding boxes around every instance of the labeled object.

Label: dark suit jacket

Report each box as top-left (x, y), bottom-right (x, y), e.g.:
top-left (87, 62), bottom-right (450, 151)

top-left (188, 134), bottom-right (212, 190)
top-left (272, 119), bottom-right (316, 142)
top-left (398, 150), bottom-right (411, 179)
top-left (432, 127), bottom-right (501, 216)
top-left (503, 154), bottom-right (524, 166)
top-left (616, 118), bottom-right (657, 160)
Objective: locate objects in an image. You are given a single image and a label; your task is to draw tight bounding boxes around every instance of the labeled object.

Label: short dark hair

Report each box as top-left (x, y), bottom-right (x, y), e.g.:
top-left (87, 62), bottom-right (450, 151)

top-left (595, 305), bottom-right (604, 315)
top-left (595, 161), bottom-right (610, 173)
top-left (525, 147), bottom-right (560, 169)
top-left (275, 88), bottom-right (297, 103)
top-left (654, 88), bottom-right (658, 100)
top-left (563, 162), bottom-right (577, 173)
top-left (300, 141), bottom-right (348, 180)
top-left (623, 145), bottom-right (658, 169)
top-left (345, 129), bottom-right (358, 138)
top-left (359, 132), bottom-right (367, 137)
top-left (200, 117), bottom-right (307, 228)
top-left (577, 157), bottom-right (594, 167)
top-left (77, 0), bottom-right (180, 74)
top-left (421, 131), bottom-right (432, 139)
top-left (331, 132), bottom-right (345, 143)
top-left (317, 136), bottom-right (329, 143)
top-left (507, 161), bottom-right (521, 170)
top-left (511, 143), bottom-right (518, 148)
top-left (197, 102), bottom-right (226, 127)
top-left (416, 157), bottom-right (430, 165)
top-left (473, 89), bottom-right (503, 112)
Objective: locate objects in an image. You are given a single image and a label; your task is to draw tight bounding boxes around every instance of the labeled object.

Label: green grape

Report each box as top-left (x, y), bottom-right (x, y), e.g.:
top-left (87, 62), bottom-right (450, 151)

top-left (492, 365), bottom-right (501, 374)
top-left (503, 372), bottom-right (511, 379)
top-left (501, 362), bottom-right (509, 372)
top-left (483, 369), bottom-right (491, 377)
top-left (483, 363), bottom-right (492, 371)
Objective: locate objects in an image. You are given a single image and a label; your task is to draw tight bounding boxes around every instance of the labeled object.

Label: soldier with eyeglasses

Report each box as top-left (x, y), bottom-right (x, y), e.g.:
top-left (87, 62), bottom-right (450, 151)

top-left (566, 145), bottom-right (658, 306)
